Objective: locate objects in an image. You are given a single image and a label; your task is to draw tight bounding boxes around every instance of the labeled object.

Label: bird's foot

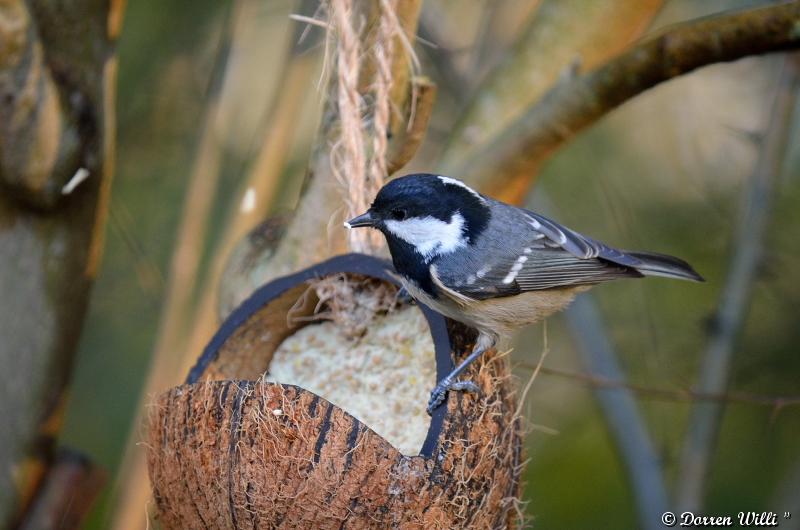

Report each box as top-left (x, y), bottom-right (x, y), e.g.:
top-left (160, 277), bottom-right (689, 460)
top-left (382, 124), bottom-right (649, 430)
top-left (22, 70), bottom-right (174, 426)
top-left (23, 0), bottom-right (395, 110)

top-left (426, 377), bottom-right (480, 415)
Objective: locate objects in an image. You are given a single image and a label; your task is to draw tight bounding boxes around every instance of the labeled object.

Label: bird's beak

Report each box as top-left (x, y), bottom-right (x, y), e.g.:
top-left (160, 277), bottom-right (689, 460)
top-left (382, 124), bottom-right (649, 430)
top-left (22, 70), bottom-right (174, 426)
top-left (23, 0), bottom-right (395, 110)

top-left (344, 211), bottom-right (375, 229)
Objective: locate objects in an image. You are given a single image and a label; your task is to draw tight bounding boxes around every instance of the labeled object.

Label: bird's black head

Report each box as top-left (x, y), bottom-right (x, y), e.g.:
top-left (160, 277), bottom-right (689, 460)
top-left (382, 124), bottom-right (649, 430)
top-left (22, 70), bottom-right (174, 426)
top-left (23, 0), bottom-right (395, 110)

top-left (345, 174), bottom-right (490, 294)
top-left (346, 173), bottom-right (490, 252)
top-left (373, 173), bottom-right (488, 226)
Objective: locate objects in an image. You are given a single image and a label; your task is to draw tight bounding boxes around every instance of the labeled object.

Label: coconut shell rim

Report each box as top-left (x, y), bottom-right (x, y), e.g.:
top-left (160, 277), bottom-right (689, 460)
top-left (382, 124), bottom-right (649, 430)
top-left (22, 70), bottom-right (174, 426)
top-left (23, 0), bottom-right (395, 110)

top-left (184, 252), bottom-right (457, 458)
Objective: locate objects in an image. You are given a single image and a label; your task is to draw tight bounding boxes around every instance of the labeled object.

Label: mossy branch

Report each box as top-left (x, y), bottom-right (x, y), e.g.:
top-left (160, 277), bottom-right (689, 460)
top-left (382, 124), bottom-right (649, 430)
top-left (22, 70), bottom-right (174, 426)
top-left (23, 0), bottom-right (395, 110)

top-left (450, 1), bottom-right (800, 204)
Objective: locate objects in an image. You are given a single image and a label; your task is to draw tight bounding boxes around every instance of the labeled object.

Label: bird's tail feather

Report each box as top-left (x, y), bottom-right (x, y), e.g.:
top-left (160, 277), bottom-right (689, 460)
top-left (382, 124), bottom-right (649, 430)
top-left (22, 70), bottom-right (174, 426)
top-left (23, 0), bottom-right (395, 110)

top-left (626, 251), bottom-right (705, 282)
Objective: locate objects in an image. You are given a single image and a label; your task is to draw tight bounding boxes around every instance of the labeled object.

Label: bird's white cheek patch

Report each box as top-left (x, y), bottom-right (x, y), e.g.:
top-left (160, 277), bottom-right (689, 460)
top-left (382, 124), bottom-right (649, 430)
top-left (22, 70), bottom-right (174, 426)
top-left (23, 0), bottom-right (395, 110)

top-left (385, 213), bottom-right (467, 259)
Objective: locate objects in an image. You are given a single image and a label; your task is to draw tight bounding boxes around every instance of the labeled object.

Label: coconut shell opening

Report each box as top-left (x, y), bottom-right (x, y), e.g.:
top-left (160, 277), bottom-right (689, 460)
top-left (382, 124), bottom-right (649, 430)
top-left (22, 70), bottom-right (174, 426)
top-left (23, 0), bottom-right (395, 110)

top-left (267, 296), bottom-right (436, 456)
top-left (150, 254), bottom-right (524, 529)
top-left (185, 254), bottom-right (454, 456)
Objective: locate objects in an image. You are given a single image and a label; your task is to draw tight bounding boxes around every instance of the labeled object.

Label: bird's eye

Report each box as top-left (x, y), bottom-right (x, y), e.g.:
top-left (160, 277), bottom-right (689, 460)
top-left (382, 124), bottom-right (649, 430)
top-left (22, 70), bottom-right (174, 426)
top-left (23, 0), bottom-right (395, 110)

top-left (390, 208), bottom-right (407, 221)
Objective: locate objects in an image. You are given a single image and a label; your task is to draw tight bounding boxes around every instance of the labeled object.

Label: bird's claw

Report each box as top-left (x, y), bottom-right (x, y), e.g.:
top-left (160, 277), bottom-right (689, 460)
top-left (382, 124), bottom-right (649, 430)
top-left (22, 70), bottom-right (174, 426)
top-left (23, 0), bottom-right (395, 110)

top-left (426, 378), bottom-right (481, 415)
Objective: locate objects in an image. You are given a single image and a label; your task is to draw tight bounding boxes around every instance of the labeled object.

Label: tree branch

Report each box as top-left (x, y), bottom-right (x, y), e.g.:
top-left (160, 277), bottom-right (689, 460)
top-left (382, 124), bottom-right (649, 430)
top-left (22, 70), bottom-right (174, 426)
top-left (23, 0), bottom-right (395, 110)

top-left (417, 14), bottom-right (470, 105)
top-left (0, 0), bottom-right (116, 524)
top-left (676, 54), bottom-right (800, 513)
top-left (437, 0), bottom-right (664, 194)
top-left (451, 1), bottom-right (800, 204)
top-left (386, 75), bottom-right (437, 174)
top-left (16, 450), bottom-right (105, 530)
top-left (561, 295), bottom-right (669, 530)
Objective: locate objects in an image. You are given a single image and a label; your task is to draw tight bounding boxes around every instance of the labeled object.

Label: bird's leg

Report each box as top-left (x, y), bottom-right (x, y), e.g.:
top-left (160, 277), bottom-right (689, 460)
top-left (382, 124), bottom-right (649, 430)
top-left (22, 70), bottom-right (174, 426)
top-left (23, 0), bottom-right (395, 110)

top-left (426, 344), bottom-right (487, 415)
top-left (396, 285), bottom-right (414, 304)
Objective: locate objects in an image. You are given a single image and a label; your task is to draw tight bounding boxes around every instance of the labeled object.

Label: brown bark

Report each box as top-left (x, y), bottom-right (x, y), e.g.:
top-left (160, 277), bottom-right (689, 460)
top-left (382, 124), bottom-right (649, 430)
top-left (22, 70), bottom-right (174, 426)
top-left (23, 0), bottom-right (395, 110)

top-left (0, 0), bottom-right (80, 207)
top-left (0, 0), bottom-right (119, 526)
top-left (449, 1), bottom-right (800, 203)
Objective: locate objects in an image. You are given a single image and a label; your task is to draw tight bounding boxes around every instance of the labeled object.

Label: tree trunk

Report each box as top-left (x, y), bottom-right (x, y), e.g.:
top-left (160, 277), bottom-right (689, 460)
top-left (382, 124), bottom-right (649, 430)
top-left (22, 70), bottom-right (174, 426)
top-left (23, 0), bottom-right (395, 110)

top-left (0, 0), bottom-right (120, 525)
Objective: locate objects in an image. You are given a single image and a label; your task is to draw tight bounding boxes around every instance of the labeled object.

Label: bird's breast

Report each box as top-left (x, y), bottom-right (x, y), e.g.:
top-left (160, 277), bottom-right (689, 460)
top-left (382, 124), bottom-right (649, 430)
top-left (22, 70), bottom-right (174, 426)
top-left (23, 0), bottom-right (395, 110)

top-left (462, 286), bottom-right (590, 334)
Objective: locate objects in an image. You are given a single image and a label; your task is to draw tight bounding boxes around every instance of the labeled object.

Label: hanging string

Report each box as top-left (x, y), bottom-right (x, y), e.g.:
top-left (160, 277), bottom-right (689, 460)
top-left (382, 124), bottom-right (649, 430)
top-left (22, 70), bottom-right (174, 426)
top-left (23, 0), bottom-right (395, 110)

top-left (368, 0), bottom-right (395, 205)
top-left (328, 0), bottom-right (403, 254)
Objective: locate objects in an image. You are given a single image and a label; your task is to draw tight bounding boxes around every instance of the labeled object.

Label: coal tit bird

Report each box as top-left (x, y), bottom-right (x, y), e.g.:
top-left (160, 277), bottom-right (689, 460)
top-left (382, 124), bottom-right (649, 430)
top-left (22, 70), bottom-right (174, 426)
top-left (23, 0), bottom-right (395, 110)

top-left (345, 173), bottom-right (704, 414)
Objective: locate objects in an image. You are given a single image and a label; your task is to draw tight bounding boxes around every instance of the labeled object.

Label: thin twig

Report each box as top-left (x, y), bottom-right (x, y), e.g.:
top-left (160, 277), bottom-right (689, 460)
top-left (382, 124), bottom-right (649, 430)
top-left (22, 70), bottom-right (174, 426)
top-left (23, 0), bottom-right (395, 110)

top-left (451, 2), bottom-right (800, 203)
top-left (517, 364), bottom-right (800, 409)
top-left (515, 321), bottom-right (549, 419)
top-left (561, 295), bottom-right (670, 530)
top-left (675, 55), bottom-right (800, 512)
top-left (288, 13), bottom-right (330, 29)
top-left (109, 204), bottom-right (165, 298)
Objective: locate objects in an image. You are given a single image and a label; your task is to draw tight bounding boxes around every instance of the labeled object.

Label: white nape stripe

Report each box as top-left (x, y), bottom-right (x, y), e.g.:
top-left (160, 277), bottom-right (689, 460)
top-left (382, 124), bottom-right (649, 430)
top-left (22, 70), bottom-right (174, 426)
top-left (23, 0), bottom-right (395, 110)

top-left (385, 212), bottom-right (468, 260)
top-left (438, 176), bottom-right (486, 204)
top-left (502, 255), bottom-right (528, 284)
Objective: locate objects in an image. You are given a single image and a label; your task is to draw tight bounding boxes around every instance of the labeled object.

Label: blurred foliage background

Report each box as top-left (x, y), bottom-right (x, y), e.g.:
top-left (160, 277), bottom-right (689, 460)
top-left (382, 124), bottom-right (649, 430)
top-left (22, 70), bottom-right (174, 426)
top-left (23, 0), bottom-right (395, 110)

top-left (56, 0), bottom-right (800, 528)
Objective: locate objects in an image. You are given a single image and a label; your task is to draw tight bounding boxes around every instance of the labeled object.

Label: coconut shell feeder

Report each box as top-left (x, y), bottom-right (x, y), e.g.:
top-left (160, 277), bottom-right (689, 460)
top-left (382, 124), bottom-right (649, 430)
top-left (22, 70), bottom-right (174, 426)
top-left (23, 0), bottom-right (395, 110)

top-left (147, 253), bottom-right (523, 529)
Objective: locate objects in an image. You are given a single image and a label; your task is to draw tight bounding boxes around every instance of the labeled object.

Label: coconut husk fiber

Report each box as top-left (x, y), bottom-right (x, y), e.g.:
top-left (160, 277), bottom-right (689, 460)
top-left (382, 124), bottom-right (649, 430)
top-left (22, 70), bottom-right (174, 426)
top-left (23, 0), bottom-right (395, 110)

top-left (147, 254), bottom-right (523, 529)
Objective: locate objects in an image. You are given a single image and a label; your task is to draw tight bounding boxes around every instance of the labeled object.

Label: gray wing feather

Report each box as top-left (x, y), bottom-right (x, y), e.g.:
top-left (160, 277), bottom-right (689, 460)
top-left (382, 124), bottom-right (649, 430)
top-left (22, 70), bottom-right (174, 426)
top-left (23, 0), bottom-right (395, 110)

top-left (455, 250), bottom-right (640, 299)
top-left (437, 205), bottom-right (643, 300)
top-left (524, 210), bottom-right (644, 267)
